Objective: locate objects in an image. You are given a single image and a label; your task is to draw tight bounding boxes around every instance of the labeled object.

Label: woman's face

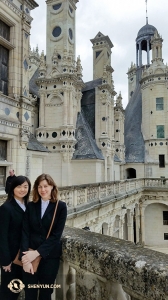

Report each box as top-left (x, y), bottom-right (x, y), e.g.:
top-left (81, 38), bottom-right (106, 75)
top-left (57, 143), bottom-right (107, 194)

top-left (37, 180), bottom-right (53, 200)
top-left (14, 181), bottom-right (29, 201)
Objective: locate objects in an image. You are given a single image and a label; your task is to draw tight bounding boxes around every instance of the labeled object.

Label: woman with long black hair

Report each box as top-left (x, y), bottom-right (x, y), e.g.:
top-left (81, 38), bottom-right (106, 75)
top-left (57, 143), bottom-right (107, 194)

top-left (20, 173), bottom-right (67, 300)
top-left (0, 175), bottom-right (31, 300)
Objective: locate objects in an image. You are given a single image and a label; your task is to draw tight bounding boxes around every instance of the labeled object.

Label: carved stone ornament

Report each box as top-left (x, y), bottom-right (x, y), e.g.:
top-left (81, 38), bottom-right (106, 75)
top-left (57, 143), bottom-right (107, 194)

top-left (20, 128), bottom-right (30, 143)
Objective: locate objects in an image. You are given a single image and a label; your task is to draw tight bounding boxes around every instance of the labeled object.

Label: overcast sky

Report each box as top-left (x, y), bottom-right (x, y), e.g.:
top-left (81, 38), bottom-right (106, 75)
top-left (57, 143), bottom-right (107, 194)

top-left (30, 0), bottom-right (168, 108)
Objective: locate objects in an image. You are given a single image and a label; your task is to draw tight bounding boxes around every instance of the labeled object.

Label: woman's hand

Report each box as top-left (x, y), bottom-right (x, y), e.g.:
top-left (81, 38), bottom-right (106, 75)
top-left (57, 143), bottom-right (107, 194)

top-left (23, 262), bottom-right (34, 274)
top-left (22, 250), bottom-right (40, 264)
top-left (2, 263), bottom-right (11, 272)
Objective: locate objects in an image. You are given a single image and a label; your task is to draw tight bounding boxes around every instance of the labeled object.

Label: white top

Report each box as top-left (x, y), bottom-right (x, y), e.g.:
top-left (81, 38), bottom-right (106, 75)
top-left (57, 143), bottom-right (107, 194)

top-left (15, 198), bottom-right (26, 211)
top-left (41, 199), bottom-right (50, 218)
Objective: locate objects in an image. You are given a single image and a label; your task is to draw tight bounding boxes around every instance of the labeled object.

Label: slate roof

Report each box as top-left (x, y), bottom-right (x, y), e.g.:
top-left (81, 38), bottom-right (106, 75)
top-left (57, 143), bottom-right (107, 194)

top-left (82, 78), bottom-right (102, 92)
top-left (27, 133), bottom-right (49, 152)
top-left (81, 78), bottom-right (102, 138)
top-left (114, 154), bottom-right (122, 162)
top-left (137, 23), bottom-right (157, 39)
top-left (29, 68), bottom-right (40, 97)
top-left (124, 80), bottom-right (145, 163)
top-left (73, 111), bottom-right (104, 160)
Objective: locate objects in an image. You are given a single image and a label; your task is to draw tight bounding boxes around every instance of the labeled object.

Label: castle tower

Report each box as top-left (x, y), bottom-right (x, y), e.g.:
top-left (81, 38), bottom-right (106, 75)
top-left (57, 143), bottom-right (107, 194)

top-left (90, 32), bottom-right (117, 181)
top-left (90, 32), bottom-right (113, 81)
top-left (46, 0), bottom-right (77, 65)
top-left (141, 30), bottom-right (168, 177)
top-left (36, 0), bottom-right (84, 186)
top-left (125, 22), bottom-right (157, 179)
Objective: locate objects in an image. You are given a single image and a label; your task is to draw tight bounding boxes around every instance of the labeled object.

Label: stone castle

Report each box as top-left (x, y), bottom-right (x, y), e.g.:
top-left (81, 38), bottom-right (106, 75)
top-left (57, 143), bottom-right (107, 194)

top-left (1, 0), bottom-right (167, 188)
top-left (1, 2), bottom-right (168, 299)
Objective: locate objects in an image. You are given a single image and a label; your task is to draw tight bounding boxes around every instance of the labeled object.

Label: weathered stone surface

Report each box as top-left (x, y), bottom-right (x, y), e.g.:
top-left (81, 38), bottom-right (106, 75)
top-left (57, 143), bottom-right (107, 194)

top-left (62, 226), bottom-right (168, 300)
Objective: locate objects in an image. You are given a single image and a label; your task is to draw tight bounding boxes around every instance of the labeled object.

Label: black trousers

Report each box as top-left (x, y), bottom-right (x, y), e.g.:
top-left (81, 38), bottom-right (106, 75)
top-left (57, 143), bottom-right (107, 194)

top-left (0, 263), bottom-right (23, 300)
top-left (23, 258), bottom-right (60, 300)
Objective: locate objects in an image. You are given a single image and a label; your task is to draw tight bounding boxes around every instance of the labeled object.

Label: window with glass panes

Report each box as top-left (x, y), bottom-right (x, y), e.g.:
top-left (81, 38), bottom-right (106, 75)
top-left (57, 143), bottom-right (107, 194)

top-left (157, 125), bottom-right (165, 138)
top-left (156, 97), bottom-right (164, 110)
top-left (0, 20), bottom-right (10, 95)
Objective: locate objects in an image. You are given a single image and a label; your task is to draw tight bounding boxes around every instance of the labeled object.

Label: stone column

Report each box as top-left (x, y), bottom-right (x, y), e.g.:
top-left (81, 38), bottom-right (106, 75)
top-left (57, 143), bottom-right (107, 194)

top-left (105, 102), bottom-right (108, 134)
top-left (63, 90), bottom-right (68, 125)
top-left (139, 42), bottom-right (142, 67)
top-left (69, 88), bottom-right (73, 125)
top-left (109, 103), bottom-right (112, 138)
top-left (101, 99), bottom-right (107, 134)
top-left (39, 92), bottom-right (45, 127)
top-left (147, 40), bottom-right (150, 65)
top-left (160, 45), bottom-right (162, 59)
top-left (104, 156), bottom-right (107, 181)
top-left (119, 218), bottom-right (124, 239)
top-left (136, 44), bottom-right (138, 67)
top-left (135, 205), bottom-right (140, 243)
top-left (140, 204), bottom-right (146, 245)
top-left (127, 211), bottom-right (134, 242)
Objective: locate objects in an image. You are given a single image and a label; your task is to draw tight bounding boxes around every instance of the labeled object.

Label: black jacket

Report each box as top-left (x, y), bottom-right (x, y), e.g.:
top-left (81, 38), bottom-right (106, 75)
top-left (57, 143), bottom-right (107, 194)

top-left (20, 200), bottom-right (67, 259)
top-left (5, 175), bottom-right (16, 194)
top-left (0, 198), bottom-right (25, 266)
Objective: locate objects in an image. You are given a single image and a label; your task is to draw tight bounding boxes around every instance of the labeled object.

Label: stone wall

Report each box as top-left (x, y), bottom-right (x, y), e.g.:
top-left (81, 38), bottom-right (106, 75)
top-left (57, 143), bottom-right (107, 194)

top-left (60, 226), bottom-right (168, 300)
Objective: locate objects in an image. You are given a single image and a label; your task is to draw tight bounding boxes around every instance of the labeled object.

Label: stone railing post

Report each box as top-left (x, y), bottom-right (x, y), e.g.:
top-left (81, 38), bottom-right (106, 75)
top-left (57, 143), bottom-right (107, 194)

top-left (56, 260), bottom-right (76, 300)
top-left (139, 203), bottom-right (146, 245)
top-left (73, 188), bottom-right (78, 207)
top-left (127, 210), bottom-right (134, 242)
top-left (84, 188), bottom-right (87, 204)
top-left (106, 281), bottom-right (128, 300)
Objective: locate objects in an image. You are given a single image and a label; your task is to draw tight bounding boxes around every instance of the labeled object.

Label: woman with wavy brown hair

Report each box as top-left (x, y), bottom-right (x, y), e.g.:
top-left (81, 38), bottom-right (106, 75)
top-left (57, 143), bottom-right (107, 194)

top-left (20, 173), bottom-right (67, 300)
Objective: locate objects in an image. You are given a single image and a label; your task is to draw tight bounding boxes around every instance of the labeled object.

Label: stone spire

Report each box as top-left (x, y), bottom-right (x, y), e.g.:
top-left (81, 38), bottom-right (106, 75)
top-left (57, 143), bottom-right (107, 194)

top-left (151, 30), bottom-right (163, 63)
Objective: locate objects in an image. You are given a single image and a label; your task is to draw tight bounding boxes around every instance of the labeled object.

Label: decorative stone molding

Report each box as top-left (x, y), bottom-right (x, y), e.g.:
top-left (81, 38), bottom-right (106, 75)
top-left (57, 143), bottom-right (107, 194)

top-left (0, 118), bottom-right (20, 129)
top-left (20, 127), bottom-right (30, 144)
top-left (25, 154), bottom-right (31, 178)
top-left (28, 93), bottom-right (37, 104)
top-left (2, 0), bottom-right (22, 18)
top-left (0, 94), bottom-right (20, 108)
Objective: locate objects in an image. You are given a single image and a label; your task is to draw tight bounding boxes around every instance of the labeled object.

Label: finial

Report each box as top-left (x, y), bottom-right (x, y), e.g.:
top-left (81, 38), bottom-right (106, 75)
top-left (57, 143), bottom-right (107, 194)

top-left (145, 0), bottom-right (148, 24)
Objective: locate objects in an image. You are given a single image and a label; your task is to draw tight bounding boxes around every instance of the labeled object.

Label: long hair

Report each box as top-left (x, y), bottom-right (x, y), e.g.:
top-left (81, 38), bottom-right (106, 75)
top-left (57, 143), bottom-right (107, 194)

top-left (32, 174), bottom-right (58, 203)
top-left (7, 175), bottom-right (31, 205)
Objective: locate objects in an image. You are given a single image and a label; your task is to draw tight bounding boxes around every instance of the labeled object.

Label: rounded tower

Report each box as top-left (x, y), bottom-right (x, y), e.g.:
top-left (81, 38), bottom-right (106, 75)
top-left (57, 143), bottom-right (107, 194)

top-left (141, 30), bottom-right (168, 177)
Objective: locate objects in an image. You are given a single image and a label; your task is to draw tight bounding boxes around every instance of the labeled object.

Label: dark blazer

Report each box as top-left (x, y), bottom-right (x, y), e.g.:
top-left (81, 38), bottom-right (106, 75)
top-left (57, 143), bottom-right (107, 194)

top-left (20, 200), bottom-right (67, 259)
top-left (0, 198), bottom-right (25, 266)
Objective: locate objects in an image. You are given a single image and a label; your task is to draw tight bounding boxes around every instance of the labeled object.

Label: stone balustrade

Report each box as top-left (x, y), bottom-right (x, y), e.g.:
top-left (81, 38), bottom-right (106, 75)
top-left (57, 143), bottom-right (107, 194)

top-left (58, 178), bottom-right (168, 209)
top-left (0, 178), bottom-right (168, 208)
top-left (56, 226), bottom-right (168, 300)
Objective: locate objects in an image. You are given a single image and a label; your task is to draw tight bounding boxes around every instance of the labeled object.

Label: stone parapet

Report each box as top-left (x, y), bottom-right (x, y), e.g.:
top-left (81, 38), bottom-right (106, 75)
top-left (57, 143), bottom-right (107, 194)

top-left (59, 226), bottom-right (168, 300)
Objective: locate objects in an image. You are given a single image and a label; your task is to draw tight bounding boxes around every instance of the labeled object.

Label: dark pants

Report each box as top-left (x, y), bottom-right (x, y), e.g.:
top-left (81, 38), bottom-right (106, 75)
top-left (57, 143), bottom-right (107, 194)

top-left (1, 263), bottom-right (23, 300)
top-left (23, 258), bottom-right (60, 300)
